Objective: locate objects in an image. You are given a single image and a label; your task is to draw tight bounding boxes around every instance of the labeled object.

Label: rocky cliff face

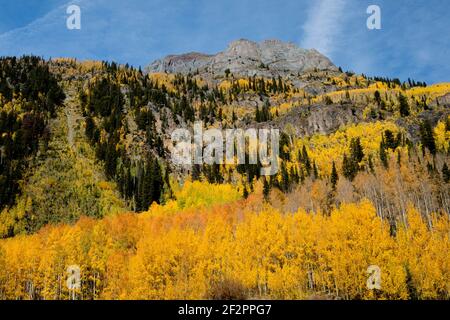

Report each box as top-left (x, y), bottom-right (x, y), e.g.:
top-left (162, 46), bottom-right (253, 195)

top-left (147, 39), bottom-right (337, 77)
top-left (271, 102), bottom-right (363, 136)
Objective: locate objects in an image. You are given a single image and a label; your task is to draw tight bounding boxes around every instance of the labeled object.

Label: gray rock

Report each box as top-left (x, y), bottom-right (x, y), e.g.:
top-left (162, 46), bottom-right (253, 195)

top-left (271, 102), bottom-right (362, 137)
top-left (147, 39), bottom-right (337, 77)
top-left (430, 93), bottom-right (450, 107)
top-left (147, 52), bottom-right (213, 74)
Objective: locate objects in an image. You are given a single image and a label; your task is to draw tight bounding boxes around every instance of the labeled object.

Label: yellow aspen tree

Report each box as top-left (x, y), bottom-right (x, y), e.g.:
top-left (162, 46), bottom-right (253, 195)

top-left (316, 201), bottom-right (407, 299)
top-left (266, 211), bottom-right (312, 299)
top-left (397, 207), bottom-right (450, 299)
top-left (38, 226), bottom-right (69, 300)
top-left (192, 216), bottom-right (237, 299)
top-left (87, 221), bottom-right (113, 299)
top-left (0, 243), bottom-right (5, 299)
top-left (234, 208), bottom-right (287, 298)
top-left (101, 251), bottom-right (130, 299)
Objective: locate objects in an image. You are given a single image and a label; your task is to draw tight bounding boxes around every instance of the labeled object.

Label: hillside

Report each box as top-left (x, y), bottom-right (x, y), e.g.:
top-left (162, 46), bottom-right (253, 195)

top-left (0, 78), bottom-right (126, 236)
top-left (0, 40), bottom-right (449, 300)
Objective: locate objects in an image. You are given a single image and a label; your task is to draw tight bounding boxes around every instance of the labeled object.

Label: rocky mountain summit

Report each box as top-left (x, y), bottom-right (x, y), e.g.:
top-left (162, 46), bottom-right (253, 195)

top-left (147, 39), bottom-right (337, 77)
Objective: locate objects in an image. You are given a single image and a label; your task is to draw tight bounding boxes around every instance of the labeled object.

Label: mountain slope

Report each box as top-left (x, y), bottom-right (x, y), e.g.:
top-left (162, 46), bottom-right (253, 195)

top-left (0, 76), bottom-right (127, 237)
top-left (1, 42), bottom-right (449, 238)
top-left (0, 42), bottom-right (449, 300)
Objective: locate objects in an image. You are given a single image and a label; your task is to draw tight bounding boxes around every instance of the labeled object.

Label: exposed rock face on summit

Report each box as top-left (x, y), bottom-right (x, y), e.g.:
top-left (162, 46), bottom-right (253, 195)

top-left (147, 39), bottom-right (337, 76)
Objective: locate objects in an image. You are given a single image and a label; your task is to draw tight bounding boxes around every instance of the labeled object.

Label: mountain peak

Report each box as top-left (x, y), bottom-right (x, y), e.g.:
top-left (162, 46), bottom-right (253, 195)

top-left (147, 39), bottom-right (337, 76)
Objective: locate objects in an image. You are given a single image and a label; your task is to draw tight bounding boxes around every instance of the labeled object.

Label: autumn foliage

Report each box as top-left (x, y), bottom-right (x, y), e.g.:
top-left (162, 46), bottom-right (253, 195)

top-left (1, 57), bottom-right (449, 301)
top-left (0, 182), bottom-right (448, 300)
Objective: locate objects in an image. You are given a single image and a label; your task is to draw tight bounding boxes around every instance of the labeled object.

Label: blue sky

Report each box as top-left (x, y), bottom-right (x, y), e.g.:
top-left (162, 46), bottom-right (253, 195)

top-left (0, 0), bottom-right (448, 83)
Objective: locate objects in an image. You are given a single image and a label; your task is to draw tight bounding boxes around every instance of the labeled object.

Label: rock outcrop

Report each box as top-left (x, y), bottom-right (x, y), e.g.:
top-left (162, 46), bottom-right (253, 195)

top-left (269, 102), bottom-right (363, 137)
top-left (147, 39), bottom-right (337, 77)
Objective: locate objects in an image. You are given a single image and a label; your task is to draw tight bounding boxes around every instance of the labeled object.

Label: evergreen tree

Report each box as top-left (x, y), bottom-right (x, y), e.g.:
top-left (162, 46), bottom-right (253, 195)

top-left (85, 116), bottom-right (96, 141)
top-left (442, 163), bottom-right (450, 183)
top-left (419, 120), bottom-right (437, 156)
top-left (280, 162), bottom-right (290, 192)
top-left (312, 161), bottom-right (319, 180)
top-left (350, 138), bottom-right (364, 163)
top-left (300, 146), bottom-right (312, 176)
top-left (374, 90), bottom-right (381, 106)
top-left (255, 106), bottom-right (261, 122)
top-left (263, 178), bottom-right (270, 201)
top-left (398, 93), bottom-right (410, 117)
top-left (384, 130), bottom-right (397, 150)
top-left (191, 164), bottom-right (201, 181)
top-left (256, 100), bottom-right (272, 122)
top-left (290, 166), bottom-right (299, 185)
top-left (379, 141), bottom-right (389, 169)
top-left (342, 138), bottom-right (364, 181)
top-left (150, 158), bottom-right (163, 204)
top-left (243, 185), bottom-right (249, 199)
top-left (279, 133), bottom-right (291, 161)
top-left (232, 110), bottom-right (237, 123)
top-left (331, 161), bottom-right (338, 189)
top-left (342, 154), bottom-right (355, 181)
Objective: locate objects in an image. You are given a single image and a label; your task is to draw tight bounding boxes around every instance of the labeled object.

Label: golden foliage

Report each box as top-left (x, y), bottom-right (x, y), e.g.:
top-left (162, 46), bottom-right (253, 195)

top-left (293, 121), bottom-right (401, 174)
top-left (0, 192), bottom-right (448, 300)
top-left (168, 180), bottom-right (241, 210)
top-left (434, 116), bottom-right (450, 153)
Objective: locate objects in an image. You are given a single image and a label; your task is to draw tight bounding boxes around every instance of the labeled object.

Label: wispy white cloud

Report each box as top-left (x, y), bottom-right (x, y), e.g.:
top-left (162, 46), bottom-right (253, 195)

top-left (0, 1), bottom-right (85, 38)
top-left (0, 0), bottom-right (89, 57)
top-left (301, 0), bottom-right (348, 57)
